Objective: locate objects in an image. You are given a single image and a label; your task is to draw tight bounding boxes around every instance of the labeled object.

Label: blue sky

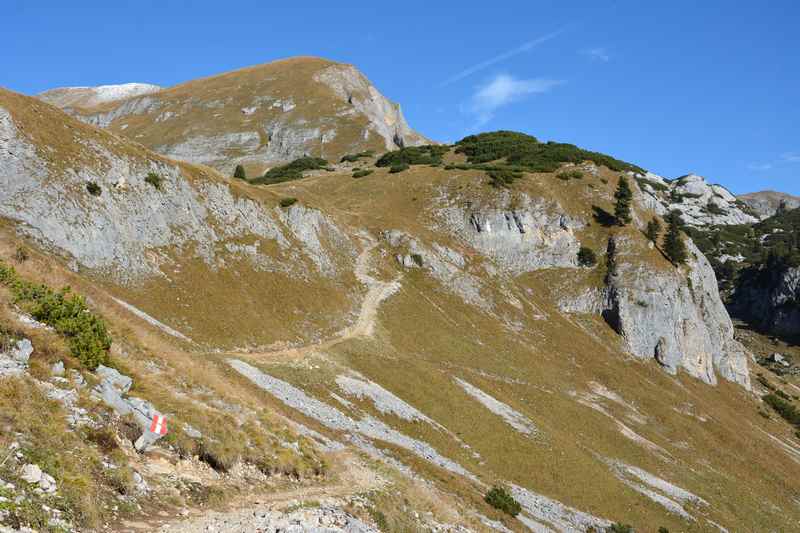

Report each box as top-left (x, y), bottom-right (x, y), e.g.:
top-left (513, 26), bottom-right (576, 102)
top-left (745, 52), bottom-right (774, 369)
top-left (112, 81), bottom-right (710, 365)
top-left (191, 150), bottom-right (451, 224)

top-left (3, 1), bottom-right (799, 194)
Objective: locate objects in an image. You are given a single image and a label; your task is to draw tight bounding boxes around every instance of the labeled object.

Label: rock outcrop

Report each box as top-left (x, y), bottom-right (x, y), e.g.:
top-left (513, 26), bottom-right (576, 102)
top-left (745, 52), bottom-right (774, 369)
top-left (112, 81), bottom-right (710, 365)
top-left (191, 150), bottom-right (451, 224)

top-left (636, 172), bottom-right (757, 226)
top-left (37, 83), bottom-right (162, 109)
top-left (602, 238), bottom-right (751, 388)
top-left (730, 265), bottom-right (800, 339)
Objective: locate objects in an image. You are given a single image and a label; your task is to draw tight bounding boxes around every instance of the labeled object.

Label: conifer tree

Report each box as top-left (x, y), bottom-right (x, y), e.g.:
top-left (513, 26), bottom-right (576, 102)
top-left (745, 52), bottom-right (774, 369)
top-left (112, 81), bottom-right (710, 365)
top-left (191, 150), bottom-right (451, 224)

top-left (233, 164), bottom-right (247, 180)
top-left (613, 176), bottom-right (633, 226)
top-left (663, 210), bottom-right (688, 265)
top-left (645, 217), bottom-right (661, 243)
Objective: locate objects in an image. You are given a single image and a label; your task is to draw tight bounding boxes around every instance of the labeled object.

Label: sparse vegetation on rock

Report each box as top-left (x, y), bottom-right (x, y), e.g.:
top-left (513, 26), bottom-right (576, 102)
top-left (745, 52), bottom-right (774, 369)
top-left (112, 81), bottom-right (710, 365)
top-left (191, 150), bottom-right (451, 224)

top-left (279, 197), bottom-right (298, 208)
top-left (86, 181), bottom-right (102, 196)
top-left (144, 171), bottom-right (163, 189)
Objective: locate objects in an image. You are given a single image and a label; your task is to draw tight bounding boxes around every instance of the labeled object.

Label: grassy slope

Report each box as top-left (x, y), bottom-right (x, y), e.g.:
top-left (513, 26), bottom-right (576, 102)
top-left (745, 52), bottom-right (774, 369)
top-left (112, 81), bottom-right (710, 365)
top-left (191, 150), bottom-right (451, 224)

top-left (223, 162), bottom-right (800, 531)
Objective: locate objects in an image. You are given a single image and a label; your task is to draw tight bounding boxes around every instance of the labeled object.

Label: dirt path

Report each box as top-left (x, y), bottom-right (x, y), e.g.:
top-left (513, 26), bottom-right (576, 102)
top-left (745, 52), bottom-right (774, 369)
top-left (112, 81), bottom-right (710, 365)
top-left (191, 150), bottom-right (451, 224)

top-left (230, 235), bottom-right (400, 361)
top-left (117, 452), bottom-right (384, 532)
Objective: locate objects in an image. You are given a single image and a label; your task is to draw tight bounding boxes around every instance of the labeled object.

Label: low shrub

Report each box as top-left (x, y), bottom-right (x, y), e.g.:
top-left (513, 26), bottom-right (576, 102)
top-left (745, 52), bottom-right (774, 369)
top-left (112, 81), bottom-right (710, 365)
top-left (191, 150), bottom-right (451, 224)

top-left (487, 169), bottom-right (522, 188)
top-left (577, 246), bottom-right (597, 267)
top-left (352, 169), bottom-right (374, 178)
top-left (251, 157), bottom-right (330, 185)
top-left (340, 151), bottom-right (374, 163)
top-left (606, 524), bottom-right (634, 533)
top-left (144, 172), bottom-right (163, 190)
top-left (233, 164), bottom-right (247, 180)
top-left (455, 131), bottom-right (644, 173)
top-left (389, 163), bottom-right (410, 174)
top-left (0, 261), bottom-right (111, 369)
top-left (86, 181), bottom-right (102, 196)
top-left (279, 197), bottom-right (298, 208)
top-left (376, 145), bottom-right (449, 168)
top-left (484, 486), bottom-right (521, 516)
top-left (763, 393), bottom-right (800, 428)
top-left (557, 169), bottom-right (584, 180)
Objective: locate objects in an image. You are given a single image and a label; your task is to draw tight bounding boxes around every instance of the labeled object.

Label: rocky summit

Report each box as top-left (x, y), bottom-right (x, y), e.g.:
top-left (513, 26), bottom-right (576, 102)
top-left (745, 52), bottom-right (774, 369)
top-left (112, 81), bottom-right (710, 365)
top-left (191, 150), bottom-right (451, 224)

top-left (0, 57), bottom-right (799, 533)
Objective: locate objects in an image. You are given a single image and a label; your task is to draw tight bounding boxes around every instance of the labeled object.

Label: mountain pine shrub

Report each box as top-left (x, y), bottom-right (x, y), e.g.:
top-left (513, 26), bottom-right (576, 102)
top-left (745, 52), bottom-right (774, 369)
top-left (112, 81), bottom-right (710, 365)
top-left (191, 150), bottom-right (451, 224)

top-left (251, 157), bottom-right (329, 185)
top-left (484, 486), bottom-right (521, 516)
top-left (279, 197), bottom-right (298, 208)
top-left (352, 169), bottom-right (373, 178)
top-left (389, 163), bottom-right (410, 174)
top-left (86, 181), bottom-right (102, 196)
top-left (376, 145), bottom-right (448, 168)
top-left (233, 164), bottom-right (247, 180)
top-left (0, 261), bottom-right (111, 369)
top-left (577, 246), bottom-right (598, 267)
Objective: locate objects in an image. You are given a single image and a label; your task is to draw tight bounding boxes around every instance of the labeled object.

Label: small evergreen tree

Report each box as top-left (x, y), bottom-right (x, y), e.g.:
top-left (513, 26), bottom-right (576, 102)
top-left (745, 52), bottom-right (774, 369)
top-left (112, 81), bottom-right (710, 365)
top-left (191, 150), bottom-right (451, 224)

top-left (577, 246), bottom-right (597, 267)
top-left (663, 210), bottom-right (688, 265)
top-left (233, 164), bottom-right (247, 180)
top-left (613, 177), bottom-right (633, 226)
top-left (645, 217), bottom-right (662, 243)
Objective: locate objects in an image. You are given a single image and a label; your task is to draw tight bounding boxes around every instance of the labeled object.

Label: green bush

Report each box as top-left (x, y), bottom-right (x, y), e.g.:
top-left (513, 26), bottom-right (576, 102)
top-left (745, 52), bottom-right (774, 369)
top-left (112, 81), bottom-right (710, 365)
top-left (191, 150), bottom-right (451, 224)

top-left (557, 169), bottom-right (584, 180)
top-left (279, 197), bottom-right (298, 208)
top-left (376, 145), bottom-right (449, 168)
top-left (340, 151), bottom-right (374, 163)
top-left (233, 165), bottom-right (247, 180)
top-left (251, 157), bottom-right (330, 185)
top-left (577, 246), bottom-right (597, 267)
top-left (488, 169), bottom-right (522, 188)
top-left (606, 524), bottom-right (634, 533)
top-left (144, 172), bottom-right (163, 190)
top-left (0, 261), bottom-right (111, 369)
top-left (484, 486), bottom-right (521, 517)
top-left (352, 169), bottom-right (374, 178)
top-left (389, 163), bottom-right (410, 174)
top-left (455, 131), bottom-right (644, 174)
top-left (86, 181), bottom-right (102, 196)
top-left (763, 393), bottom-right (800, 429)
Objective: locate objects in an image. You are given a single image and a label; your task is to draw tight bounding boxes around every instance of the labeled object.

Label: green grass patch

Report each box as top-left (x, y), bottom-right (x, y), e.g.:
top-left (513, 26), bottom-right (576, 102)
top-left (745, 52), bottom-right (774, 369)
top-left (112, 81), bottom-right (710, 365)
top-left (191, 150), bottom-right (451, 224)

top-left (352, 169), bottom-right (374, 178)
top-left (144, 172), bottom-right (163, 190)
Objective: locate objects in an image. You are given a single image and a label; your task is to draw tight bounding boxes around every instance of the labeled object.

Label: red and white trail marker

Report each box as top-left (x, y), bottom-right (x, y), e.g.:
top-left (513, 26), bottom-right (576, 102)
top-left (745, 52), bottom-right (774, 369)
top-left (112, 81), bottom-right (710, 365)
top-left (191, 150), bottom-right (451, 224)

top-left (149, 414), bottom-right (168, 436)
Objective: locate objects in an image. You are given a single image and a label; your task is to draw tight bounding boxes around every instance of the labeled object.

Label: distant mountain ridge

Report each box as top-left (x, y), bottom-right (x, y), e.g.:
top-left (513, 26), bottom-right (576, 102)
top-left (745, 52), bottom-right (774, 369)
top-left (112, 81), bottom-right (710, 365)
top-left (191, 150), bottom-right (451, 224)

top-left (738, 190), bottom-right (800, 219)
top-left (36, 57), bottom-right (429, 175)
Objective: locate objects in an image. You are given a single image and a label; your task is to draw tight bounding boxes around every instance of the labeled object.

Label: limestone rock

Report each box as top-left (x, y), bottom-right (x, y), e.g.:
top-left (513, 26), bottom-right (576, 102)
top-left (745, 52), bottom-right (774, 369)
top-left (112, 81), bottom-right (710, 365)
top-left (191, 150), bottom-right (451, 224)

top-left (20, 464), bottom-right (42, 484)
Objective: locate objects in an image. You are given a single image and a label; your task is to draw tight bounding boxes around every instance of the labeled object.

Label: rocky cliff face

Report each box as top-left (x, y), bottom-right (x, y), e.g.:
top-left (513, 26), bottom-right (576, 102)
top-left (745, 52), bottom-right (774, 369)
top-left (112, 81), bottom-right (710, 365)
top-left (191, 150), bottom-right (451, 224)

top-left (731, 266), bottom-right (800, 339)
top-left (37, 57), bottom-right (429, 175)
top-left (602, 238), bottom-right (750, 388)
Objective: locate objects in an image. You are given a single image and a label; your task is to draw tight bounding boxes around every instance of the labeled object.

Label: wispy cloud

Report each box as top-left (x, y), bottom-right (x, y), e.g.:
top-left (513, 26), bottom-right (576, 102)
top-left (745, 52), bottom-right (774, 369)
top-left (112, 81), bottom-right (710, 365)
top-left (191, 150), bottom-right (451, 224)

top-left (466, 74), bottom-right (563, 128)
top-left (439, 27), bottom-right (569, 87)
top-left (581, 47), bottom-right (610, 62)
top-left (748, 162), bottom-right (773, 171)
top-left (782, 152), bottom-right (800, 162)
